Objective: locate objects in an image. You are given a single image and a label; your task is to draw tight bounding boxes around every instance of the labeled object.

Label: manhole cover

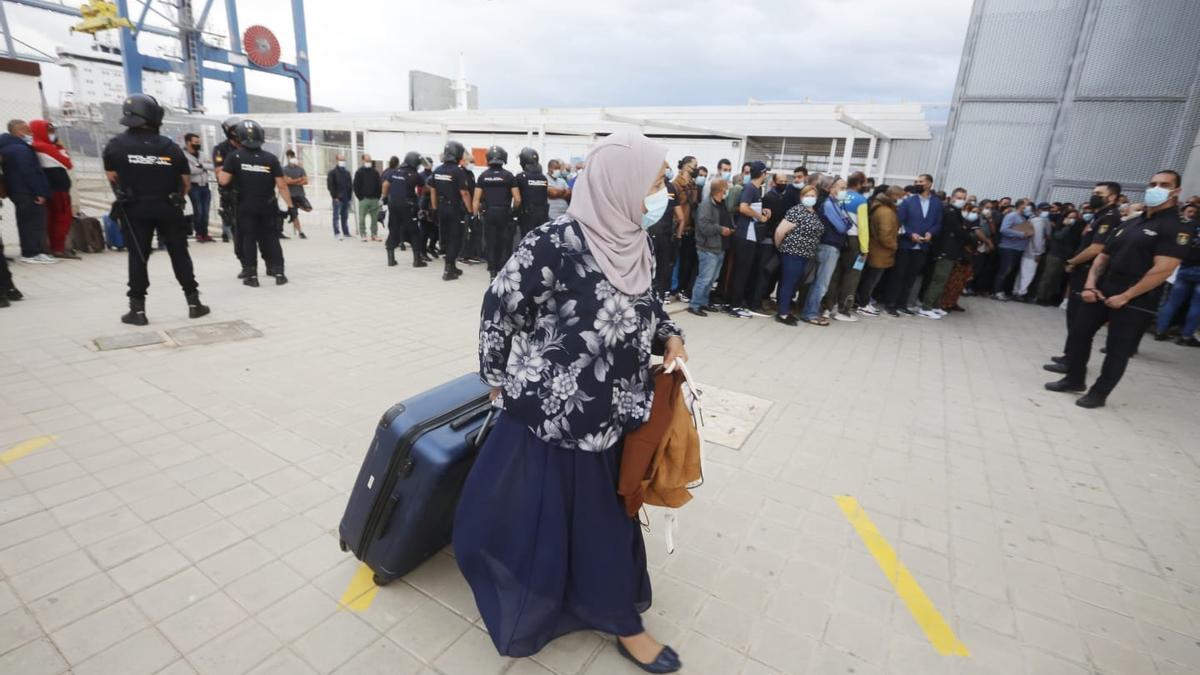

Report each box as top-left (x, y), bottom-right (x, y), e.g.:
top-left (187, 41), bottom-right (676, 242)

top-left (696, 385), bottom-right (772, 449)
top-left (165, 320), bottom-right (262, 346)
top-left (94, 332), bottom-right (166, 351)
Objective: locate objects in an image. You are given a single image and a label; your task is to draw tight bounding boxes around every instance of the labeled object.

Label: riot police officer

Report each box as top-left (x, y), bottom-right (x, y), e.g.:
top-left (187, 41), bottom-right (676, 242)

top-left (1046, 170), bottom-right (1191, 408)
top-left (384, 151), bottom-right (427, 268)
top-left (515, 147), bottom-right (549, 237)
top-left (213, 116), bottom-right (241, 254)
top-left (430, 141), bottom-right (473, 280)
top-left (103, 93), bottom-right (209, 325)
top-left (473, 145), bottom-right (521, 278)
top-left (218, 120), bottom-right (294, 287)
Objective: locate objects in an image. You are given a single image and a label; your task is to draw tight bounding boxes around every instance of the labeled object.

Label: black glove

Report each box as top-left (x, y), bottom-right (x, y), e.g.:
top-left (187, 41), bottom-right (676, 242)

top-left (287, 206), bottom-right (298, 220)
top-left (168, 193), bottom-right (186, 211)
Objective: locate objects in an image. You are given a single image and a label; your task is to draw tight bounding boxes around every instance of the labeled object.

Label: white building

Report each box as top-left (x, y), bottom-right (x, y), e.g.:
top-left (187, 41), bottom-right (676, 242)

top-left (56, 45), bottom-right (185, 113)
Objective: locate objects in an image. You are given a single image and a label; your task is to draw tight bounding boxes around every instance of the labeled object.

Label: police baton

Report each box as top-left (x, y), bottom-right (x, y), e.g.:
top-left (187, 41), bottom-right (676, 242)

top-left (115, 203), bottom-right (149, 268)
top-left (1069, 290), bottom-right (1158, 317)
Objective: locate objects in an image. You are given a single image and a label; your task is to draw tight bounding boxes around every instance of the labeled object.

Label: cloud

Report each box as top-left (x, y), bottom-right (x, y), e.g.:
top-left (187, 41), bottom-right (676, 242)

top-left (10, 0), bottom-right (972, 113)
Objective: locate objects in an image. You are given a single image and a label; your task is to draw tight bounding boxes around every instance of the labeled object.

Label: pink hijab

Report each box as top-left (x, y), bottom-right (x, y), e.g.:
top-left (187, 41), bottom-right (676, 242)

top-left (566, 130), bottom-right (667, 296)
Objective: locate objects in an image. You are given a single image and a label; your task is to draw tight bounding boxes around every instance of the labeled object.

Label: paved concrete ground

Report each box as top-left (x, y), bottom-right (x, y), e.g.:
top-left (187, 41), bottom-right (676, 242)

top-left (1, 225), bottom-right (1199, 675)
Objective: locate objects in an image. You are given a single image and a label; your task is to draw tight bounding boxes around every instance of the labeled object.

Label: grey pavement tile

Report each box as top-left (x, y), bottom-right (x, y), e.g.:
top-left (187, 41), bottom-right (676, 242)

top-left (49, 598), bottom-right (149, 665)
top-left (292, 611), bottom-right (380, 674)
top-left (86, 524), bottom-right (167, 569)
top-left (0, 638), bottom-right (68, 675)
top-left (185, 619), bottom-right (281, 675)
top-left (256, 584), bottom-right (337, 643)
top-left (1014, 610), bottom-right (1087, 665)
top-left (0, 529), bottom-right (78, 577)
top-left (432, 627), bottom-right (511, 675)
top-left (693, 597), bottom-right (756, 651)
top-left (65, 505), bottom-right (143, 548)
top-left (247, 649), bottom-right (319, 675)
top-left (224, 560), bottom-right (305, 614)
top-left (73, 627), bottom-right (179, 675)
top-left (529, 630), bottom-right (604, 675)
top-left (158, 591), bottom-right (249, 653)
top-left (27, 572), bottom-right (124, 632)
top-left (747, 619), bottom-right (816, 675)
top-left (329, 637), bottom-right (422, 675)
top-left (11, 549), bottom-right (100, 603)
top-left (354, 579), bottom-right (427, 633)
top-left (108, 543), bottom-right (191, 594)
top-left (0, 607), bottom-right (43, 656)
top-left (174, 520), bottom-right (248, 562)
top-left (132, 566), bottom-right (219, 623)
top-left (195, 538), bottom-right (275, 586)
top-left (385, 595), bottom-right (472, 663)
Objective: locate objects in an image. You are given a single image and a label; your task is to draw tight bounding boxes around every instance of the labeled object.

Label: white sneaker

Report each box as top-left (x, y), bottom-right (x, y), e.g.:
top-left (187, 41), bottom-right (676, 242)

top-left (21, 256), bottom-right (51, 264)
top-left (993, 292), bottom-right (1008, 301)
top-left (36, 254), bottom-right (59, 264)
top-left (821, 309), bottom-right (832, 320)
top-left (834, 312), bottom-right (859, 322)
top-left (1058, 299), bottom-right (1068, 310)
top-left (906, 305), bottom-right (921, 314)
top-left (932, 308), bottom-right (948, 317)
top-left (728, 307), bottom-right (753, 319)
top-left (857, 304), bottom-right (880, 317)
top-left (918, 309), bottom-right (943, 320)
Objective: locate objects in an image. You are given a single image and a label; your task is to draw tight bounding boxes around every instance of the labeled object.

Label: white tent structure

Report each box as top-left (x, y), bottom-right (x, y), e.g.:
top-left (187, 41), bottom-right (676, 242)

top-left (238, 102), bottom-right (938, 185)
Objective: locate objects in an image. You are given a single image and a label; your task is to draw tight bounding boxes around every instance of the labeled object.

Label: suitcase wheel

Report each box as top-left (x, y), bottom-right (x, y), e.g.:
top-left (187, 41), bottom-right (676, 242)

top-left (338, 539), bottom-right (348, 552)
top-left (373, 573), bottom-right (391, 587)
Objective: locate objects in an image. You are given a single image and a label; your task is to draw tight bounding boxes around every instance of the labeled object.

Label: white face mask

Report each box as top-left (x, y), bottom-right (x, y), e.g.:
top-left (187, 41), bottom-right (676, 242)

top-left (952, 198), bottom-right (966, 209)
top-left (801, 196), bottom-right (818, 208)
top-left (642, 187), bottom-right (669, 229)
top-left (48, 133), bottom-right (57, 143)
top-left (288, 158), bottom-right (298, 165)
top-left (337, 160), bottom-right (346, 168)
top-left (965, 212), bottom-right (979, 222)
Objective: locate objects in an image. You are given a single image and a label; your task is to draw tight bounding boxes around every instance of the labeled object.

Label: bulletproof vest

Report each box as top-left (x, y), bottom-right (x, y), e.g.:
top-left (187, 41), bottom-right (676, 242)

top-left (520, 171), bottom-right (549, 208)
top-left (110, 132), bottom-right (180, 202)
top-left (479, 168), bottom-right (514, 209)
top-left (433, 162), bottom-right (464, 208)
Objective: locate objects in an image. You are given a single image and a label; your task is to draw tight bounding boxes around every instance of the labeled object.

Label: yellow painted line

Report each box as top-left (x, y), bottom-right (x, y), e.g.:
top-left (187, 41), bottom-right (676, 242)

top-left (338, 563), bottom-right (380, 611)
top-left (835, 495), bottom-right (970, 657)
top-left (0, 436), bottom-right (56, 465)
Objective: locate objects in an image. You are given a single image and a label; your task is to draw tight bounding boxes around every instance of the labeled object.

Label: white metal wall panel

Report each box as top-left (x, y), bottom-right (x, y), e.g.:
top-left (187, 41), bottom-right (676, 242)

top-left (1077, 0), bottom-right (1200, 98)
top-left (1054, 101), bottom-right (1184, 184)
top-left (963, 0), bottom-right (1088, 98)
top-left (885, 140), bottom-right (940, 185)
top-left (943, 102), bottom-right (1056, 198)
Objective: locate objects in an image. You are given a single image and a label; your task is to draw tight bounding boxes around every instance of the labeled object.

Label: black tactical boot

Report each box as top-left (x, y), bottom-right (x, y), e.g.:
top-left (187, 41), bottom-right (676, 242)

top-left (275, 273), bottom-right (288, 285)
top-left (243, 273), bottom-right (260, 287)
top-left (186, 293), bottom-right (210, 319)
top-left (121, 298), bottom-right (148, 326)
top-left (387, 249), bottom-right (398, 267)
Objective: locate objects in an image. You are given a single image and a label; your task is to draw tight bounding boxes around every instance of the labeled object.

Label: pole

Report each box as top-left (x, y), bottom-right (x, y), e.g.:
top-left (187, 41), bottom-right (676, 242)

top-left (827, 138), bottom-right (837, 173)
top-left (840, 132), bottom-right (855, 177)
top-left (0, 1), bottom-right (16, 57)
top-left (114, 0), bottom-right (144, 95)
top-left (224, 0), bottom-right (248, 113)
top-left (865, 134), bottom-right (878, 177)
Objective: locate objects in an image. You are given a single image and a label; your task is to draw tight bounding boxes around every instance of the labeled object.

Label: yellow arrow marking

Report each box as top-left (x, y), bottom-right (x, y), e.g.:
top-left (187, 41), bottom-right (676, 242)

top-left (338, 563), bottom-right (380, 612)
top-left (835, 495), bottom-right (969, 657)
top-left (0, 436), bottom-right (56, 465)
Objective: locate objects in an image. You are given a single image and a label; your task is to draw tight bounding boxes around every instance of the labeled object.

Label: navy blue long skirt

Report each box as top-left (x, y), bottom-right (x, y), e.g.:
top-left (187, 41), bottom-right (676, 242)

top-left (453, 412), bottom-right (651, 657)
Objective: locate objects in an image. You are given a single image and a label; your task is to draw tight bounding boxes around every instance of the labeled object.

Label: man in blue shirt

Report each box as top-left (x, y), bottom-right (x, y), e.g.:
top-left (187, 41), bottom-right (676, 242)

top-left (992, 198), bottom-right (1033, 300)
top-left (885, 173), bottom-right (943, 315)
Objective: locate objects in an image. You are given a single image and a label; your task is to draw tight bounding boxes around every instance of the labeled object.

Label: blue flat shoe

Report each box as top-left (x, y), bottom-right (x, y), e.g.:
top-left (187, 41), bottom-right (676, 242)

top-left (616, 641), bottom-right (682, 673)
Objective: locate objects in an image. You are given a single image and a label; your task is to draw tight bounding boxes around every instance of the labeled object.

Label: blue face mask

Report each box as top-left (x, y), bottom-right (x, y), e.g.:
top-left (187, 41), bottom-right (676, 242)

top-left (721, 171), bottom-right (732, 181)
top-left (1144, 186), bottom-right (1172, 208)
top-left (1082, 213), bottom-right (1094, 222)
top-left (642, 187), bottom-right (669, 229)
top-left (1023, 206), bottom-right (1034, 217)
top-left (743, 174), bottom-right (752, 186)
top-left (695, 175), bottom-right (706, 187)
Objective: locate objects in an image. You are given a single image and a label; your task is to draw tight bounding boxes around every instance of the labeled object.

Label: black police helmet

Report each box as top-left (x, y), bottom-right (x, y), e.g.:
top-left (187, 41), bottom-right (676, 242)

top-left (119, 93), bottom-right (165, 129)
top-left (221, 116), bottom-right (242, 140)
top-left (442, 140), bottom-right (465, 163)
top-left (402, 151), bottom-right (422, 170)
top-left (485, 145), bottom-right (508, 167)
top-left (236, 119), bottom-right (265, 150)
top-left (518, 147), bottom-right (540, 170)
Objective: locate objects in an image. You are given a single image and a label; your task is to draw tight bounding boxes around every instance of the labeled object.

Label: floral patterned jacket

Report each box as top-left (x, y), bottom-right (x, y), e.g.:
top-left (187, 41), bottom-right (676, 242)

top-left (478, 217), bottom-right (685, 451)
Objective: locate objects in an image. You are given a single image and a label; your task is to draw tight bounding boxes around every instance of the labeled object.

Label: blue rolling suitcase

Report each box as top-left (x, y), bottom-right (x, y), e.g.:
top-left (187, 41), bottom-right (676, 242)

top-left (103, 214), bottom-right (125, 250)
top-left (338, 373), bottom-right (497, 585)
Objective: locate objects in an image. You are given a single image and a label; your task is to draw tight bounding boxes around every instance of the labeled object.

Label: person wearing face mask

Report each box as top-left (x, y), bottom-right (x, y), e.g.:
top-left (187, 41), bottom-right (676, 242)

top-left (29, 120), bottom-right (76, 259)
top-left (1037, 208), bottom-right (1081, 305)
top-left (727, 161), bottom-right (772, 318)
top-left (1046, 170), bottom-right (1191, 408)
top-left (645, 161), bottom-right (681, 301)
top-left (773, 184), bottom-right (826, 325)
top-left (991, 198), bottom-right (1033, 300)
top-left (938, 201), bottom-right (990, 312)
top-left (747, 173), bottom-right (789, 314)
top-left (781, 165), bottom-right (809, 213)
top-left (800, 175), bottom-right (851, 325)
top-left (885, 173), bottom-right (942, 316)
top-left (281, 149), bottom-right (310, 239)
top-left (213, 116), bottom-right (242, 248)
top-left (0, 119), bottom-right (54, 264)
top-left (353, 154), bottom-right (383, 242)
top-left (917, 188), bottom-right (972, 319)
top-left (431, 141), bottom-right (474, 280)
top-left (856, 185), bottom-right (903, 315)
top-left (183, 133), bottom-right (214, 243)
top-left (546, 159), bottom-right (572, 221)
top-left (326, 154), bottom-right (352, 240)
top-left (1153, 202), bottom-right (1200, 346)
top-left (670, 157), bottom-right (700, 303)
top-left (966, 199), bottom-right (999, 296)
top-left (702, 158), bottom-right (731, 202)
top-left (462, 130), bottom-right (686, 673)
top-left (821, 171), bottom-right (870, 321)
top-left (1012, 202), bottom-right (1050, 300)
top-left (689, 177), bottom-right (732, 316)
top-left (1045, 182), bottom-right (1123, 366)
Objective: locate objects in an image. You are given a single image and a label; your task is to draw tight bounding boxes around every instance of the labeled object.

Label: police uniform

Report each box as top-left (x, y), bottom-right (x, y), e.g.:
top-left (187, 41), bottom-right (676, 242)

top-left (222, 147), bottom-right (286, 282)
top-left (104, 129), bottom-right (201, 310)
top-left (478, 164), bottom-right (517, 274)
top-left (419, 168), bottom-right (436, 256)
top-left (1061, 204), bottom-right (1120, 355)
top-left (385, 163), bottom-right (425, 266)
top-left (462, 167), bottom-right (481, 260)
top-left (432, 160), bottom-right (469, 276)
top-left (1061, 206), bottom-right (1191, 402)
top-left (213, 138), bottom-right (240, 254)
top-left (516, 167), bottom-right (549, 237)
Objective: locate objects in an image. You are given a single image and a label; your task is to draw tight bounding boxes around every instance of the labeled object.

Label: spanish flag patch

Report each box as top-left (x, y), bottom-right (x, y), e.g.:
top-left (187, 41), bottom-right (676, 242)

top-left (1178, 232), bottom-right (1192, 246)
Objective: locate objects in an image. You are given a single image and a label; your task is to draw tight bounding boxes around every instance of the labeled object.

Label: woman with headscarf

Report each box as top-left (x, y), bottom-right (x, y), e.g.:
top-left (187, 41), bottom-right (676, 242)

top-left (455, 130), bottom-right (687, 673)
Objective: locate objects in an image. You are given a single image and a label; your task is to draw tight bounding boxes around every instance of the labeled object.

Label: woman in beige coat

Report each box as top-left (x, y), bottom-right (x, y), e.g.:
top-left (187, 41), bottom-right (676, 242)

top-left (857, 185), bottom-right (904, 315)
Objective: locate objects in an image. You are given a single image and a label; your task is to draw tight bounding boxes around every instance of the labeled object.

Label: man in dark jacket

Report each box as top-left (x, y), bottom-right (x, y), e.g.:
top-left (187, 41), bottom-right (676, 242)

top-left (326, 155), bottom-right (352, 239)
top-left (0, 120), bottom-right (53, 263)
top-left (353, 155), bottom-right (383, 241)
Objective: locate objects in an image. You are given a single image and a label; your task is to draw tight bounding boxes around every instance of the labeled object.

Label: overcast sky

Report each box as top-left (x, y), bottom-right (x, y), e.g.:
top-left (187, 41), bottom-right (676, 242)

top-left (10, 0), bottom-right (972, 112)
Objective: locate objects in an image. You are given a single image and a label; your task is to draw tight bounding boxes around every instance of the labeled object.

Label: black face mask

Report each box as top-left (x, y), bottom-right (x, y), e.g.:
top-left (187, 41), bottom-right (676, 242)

top-left (1088, 195), bottom-right (1106, 210)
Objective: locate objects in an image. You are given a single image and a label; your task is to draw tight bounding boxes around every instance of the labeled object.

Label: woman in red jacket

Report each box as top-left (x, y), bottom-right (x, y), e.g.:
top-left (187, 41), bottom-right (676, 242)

top-left (30, 120), bottom-right (76, 259)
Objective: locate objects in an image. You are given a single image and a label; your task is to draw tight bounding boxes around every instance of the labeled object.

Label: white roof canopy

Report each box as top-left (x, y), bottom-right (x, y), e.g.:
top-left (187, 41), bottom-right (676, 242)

top-left (214, 102), bottom-right (933, 141)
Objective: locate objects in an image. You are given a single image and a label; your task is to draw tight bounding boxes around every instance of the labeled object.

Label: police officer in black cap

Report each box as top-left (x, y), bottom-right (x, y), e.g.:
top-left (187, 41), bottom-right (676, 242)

top-left (473, 146), bottom-right (521, 279)
top-left (430, 141), bottom-right (473, 280)
top-left (213, 116), bottom-right (241, 251)
top-left (383, 151), bottom-right (427, 268)
top-left (218, 119), bottom-right (294, 287)
top-left (103, 93), bottom-right (209, 325)
top-left (515, 147), bottom-right (549, 238)
top-left (1046, 170), bottom-right (1192, 408)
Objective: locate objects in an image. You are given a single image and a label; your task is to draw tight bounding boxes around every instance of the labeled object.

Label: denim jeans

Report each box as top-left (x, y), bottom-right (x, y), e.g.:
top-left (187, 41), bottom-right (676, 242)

top-left (993, 247), bottom-right (1024, 294)
top-left (1157, 266), bottom-right (1200, 337)
top-left (188, 185), bottom-right (211, 238)
top-left (331, 199), bottom-right (350, 235)
top-left (690, 250), bottom-right (725, 309)
top-left (802, 244), bottom-right (840, 320)
top-left (777, 253), bottom-right (808, 317)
